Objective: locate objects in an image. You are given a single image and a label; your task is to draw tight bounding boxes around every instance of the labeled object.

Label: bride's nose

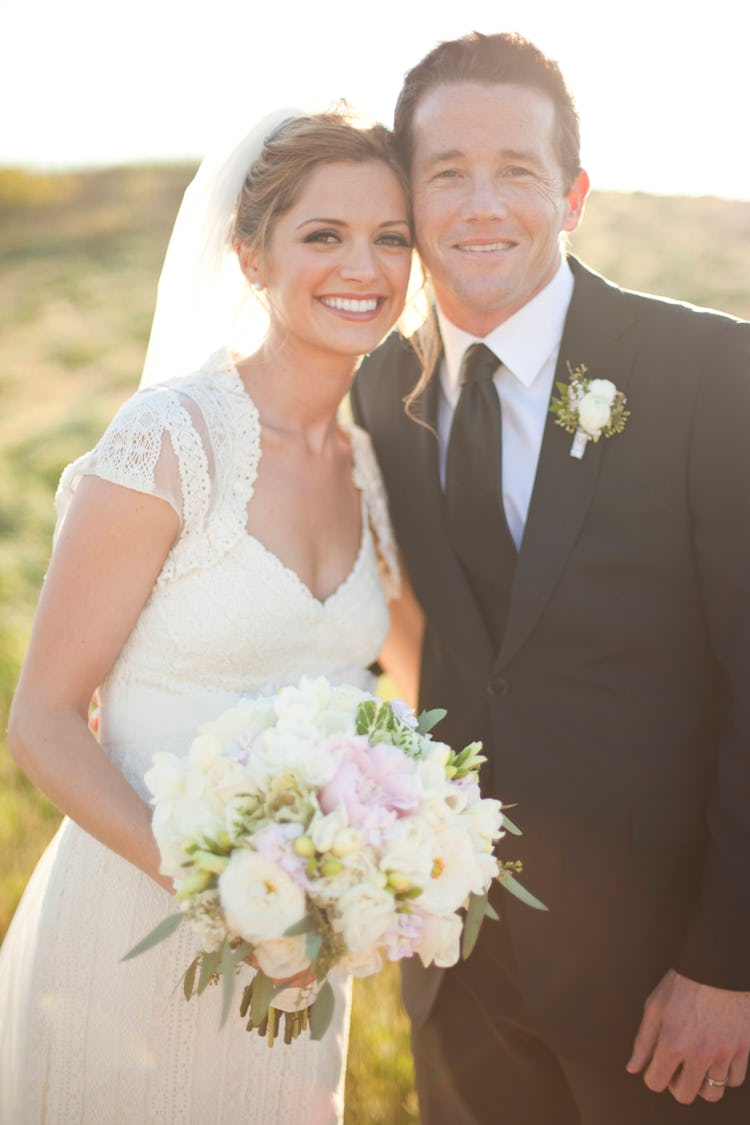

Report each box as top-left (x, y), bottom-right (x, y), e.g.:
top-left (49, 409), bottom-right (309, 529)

top-left (337, 239), bottom-right (379, 282)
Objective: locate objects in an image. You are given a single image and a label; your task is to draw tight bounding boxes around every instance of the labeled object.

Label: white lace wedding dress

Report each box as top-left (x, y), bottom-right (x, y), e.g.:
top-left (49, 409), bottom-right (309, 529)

top-left (0, 349), bottom-right (399, 1124)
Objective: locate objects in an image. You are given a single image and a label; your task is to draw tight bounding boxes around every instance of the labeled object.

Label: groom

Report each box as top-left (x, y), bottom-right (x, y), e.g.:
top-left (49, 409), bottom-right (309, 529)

top-left (352, 31), bottom-right (750, 1124)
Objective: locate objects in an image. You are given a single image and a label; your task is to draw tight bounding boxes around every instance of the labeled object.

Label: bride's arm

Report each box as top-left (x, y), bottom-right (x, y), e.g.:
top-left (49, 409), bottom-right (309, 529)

top-left (8, 474), bottom-right (180, 893)
top-left (378, 568), bottom-right (424, 711)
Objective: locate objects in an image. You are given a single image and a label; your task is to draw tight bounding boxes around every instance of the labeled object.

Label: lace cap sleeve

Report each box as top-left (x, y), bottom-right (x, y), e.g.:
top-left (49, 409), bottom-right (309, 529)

top-left (54, 385), bottom-right (211, 543)
top-left (349, 424), bottom-right (402, 601)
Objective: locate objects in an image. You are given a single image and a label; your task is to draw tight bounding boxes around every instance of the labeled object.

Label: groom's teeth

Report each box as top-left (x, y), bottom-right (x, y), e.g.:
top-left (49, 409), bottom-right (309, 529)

top-left (461, 242), bottom-right (508, 253)
top-left (321, 297), bottom-right (379, 312)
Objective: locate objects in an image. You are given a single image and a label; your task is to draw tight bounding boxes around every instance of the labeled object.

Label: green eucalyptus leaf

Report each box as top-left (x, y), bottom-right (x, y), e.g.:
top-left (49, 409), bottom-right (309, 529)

top-left (229, 940), bottom-right (254, 969)
top-left (121, 912), bottom-right (184, 961)
top-left (305, 931), bottom-right (323, 961)
top-left (219, 941), bottom-right (235, 1028)
top-left (484, 899), bottom-right (500, 922)
top-left (197, 948), bottom-right (221, 995)
top-left (250, 970), bottom-right (275, 1026)
top-left (284, 916), bottom-right (317, 937)
top-left (462, 892), bottom-right (488, 960)
top-left (499, 873), bottom-right (548, 911)
top-left (501, 813), bottom-right (522, 836)
top-left (309, 979), bottom-right (335, 1041)
top-left (416, 708), bottom-right (447, 734)
top-left (183, 954), bottom-right (200, 1000)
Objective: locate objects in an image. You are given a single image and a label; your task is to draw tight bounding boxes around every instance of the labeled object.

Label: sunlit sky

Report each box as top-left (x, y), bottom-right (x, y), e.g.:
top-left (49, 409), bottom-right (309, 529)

top-left (2, 0), bottom-right (748, 200)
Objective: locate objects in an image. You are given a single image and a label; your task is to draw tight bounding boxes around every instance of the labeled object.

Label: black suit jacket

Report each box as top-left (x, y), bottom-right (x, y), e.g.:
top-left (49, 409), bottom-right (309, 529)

top-left (351, 258), bottom-right (750, 1058)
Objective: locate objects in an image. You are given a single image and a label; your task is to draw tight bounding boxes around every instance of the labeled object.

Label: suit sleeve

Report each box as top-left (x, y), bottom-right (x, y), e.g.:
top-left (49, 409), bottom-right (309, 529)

top-left (674, 318), bottom-right (750, 989)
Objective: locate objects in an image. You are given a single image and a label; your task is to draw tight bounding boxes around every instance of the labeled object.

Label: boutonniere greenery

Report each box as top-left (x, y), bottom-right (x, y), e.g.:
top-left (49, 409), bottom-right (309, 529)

top-left (549, 363), bottom-right (630, 459)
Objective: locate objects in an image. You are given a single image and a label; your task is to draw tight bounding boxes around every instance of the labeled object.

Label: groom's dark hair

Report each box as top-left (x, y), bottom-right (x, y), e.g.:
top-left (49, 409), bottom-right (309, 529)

top-left (394, 32), bottom-right (582, 189)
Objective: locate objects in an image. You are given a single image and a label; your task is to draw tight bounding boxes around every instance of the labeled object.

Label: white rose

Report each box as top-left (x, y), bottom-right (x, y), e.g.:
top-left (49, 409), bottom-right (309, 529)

top-left (334, 883), bottom-right (395, 954)
top-left (218, 850), bottom-right (307, 943)
top-left (577, 392), bottom-right (611, 437)
top-left (338, 948), bottom-right (383, 978)
top-left (253, 935), bottom-right (311, 979)
top-left (586, 378), bottom-right (617, 404)
top-left (417, 913), bottom-right (463, 968)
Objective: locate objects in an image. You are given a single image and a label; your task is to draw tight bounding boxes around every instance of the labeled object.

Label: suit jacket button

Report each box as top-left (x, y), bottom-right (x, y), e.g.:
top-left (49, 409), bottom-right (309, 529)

top-left (489, 674), bottom-right (509, 697)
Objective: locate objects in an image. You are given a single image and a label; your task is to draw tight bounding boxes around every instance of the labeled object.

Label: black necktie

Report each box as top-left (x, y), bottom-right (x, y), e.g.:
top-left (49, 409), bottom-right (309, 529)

top-left (444, 343), bottom-right (517, 645)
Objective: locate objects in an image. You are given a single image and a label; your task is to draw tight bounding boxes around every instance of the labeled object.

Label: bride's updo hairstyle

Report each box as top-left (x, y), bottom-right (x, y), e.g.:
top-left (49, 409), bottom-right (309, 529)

top-left (231, 106), bottom-right (411, 262)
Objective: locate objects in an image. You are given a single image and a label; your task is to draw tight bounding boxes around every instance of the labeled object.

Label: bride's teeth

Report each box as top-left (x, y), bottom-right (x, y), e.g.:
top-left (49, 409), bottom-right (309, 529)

top-left (321, 297), bottom-right (379, 312)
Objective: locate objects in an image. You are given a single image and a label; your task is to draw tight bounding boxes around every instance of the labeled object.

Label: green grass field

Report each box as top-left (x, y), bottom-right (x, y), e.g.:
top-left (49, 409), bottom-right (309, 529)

top-left (1, 165), bottom-right (748, 1119)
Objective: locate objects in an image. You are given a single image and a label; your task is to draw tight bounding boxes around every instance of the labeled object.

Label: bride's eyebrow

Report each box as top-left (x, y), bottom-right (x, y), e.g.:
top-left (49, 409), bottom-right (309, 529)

top-left (296, 218), bottom-right (346, 229)
top-left (295, 218), bottom-right (411, 230)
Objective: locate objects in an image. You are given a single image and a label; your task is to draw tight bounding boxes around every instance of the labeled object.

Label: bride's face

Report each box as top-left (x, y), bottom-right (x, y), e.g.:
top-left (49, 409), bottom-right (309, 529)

top-left (244, 160), bottom-right (413, 361)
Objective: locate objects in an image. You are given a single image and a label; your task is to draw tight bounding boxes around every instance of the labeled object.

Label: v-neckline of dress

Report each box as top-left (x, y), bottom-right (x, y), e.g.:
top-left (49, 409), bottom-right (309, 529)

top-left (224, 354), bottom-right (369, 610)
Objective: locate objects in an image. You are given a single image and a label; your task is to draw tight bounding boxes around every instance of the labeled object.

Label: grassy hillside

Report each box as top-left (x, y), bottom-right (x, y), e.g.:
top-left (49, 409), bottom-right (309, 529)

top-left (1, 165), bottom-right (748, 1120)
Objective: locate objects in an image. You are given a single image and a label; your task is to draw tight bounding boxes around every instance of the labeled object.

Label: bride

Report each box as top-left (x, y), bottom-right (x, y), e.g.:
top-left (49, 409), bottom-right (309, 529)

top-left (0, 107), bottom-right (422, 1123)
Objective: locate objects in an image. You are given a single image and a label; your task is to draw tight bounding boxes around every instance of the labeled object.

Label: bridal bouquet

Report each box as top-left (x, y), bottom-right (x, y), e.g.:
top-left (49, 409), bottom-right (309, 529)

top-left (125, 676), bottom-right (540, 1045)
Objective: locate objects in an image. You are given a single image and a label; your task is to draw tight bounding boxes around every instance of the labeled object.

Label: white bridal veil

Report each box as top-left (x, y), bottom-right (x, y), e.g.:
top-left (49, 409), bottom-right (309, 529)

top-left (139, 108), bottom-right (304, 389)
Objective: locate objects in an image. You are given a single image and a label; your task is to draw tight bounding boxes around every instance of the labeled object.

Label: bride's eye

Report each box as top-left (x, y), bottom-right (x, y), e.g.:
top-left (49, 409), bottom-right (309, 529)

top-left (303, 230), bottom-right (341, 244)
top-left (376, 232), bottom-right (412, 248)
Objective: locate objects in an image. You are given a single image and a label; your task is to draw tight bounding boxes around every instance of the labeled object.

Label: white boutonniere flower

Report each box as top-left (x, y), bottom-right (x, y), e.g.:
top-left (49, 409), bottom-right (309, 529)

top-left (549, 363), bottom-right (630, 459)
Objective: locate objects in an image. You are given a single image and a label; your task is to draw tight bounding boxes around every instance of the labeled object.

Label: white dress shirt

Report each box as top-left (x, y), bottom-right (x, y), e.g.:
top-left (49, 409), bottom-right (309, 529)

top-left (437, 258), bottom-right (575, 549)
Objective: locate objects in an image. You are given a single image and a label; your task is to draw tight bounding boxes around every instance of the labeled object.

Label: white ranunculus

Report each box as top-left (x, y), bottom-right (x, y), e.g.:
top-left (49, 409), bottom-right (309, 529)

top-left (274, 677), bottom-right (331, 727)
top-left (308, 807), bottom-right (349, 854)
top-left (586, 378), bottom-right (617, 404)
top-left (417, 913), bottom-right (463, 968)
top-left (218, 850), bottom-right (307, 943)
top-left (577, 392), bottom-right (611, 437)
top-left (331, 827), bottom-right (362, 858)
top-left (333, 882), bottom-right (395, 953)
top-left (253, 935), bottom-right (311, 979)
top-left (197, 697), bottom-right (276, 749)
top-left (379, 820), bottom-right (434, 887)
top-left (247, 729), bottom-right (339, 789)
top-left (466, 799), bottom-right (505, 851)
top-left (418, 823), bottom-right (492, 914)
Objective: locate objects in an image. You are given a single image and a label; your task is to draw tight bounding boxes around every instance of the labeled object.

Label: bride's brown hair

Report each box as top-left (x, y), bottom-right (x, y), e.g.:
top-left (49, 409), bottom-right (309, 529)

top-left (231, 105), bottom-right (412, 263)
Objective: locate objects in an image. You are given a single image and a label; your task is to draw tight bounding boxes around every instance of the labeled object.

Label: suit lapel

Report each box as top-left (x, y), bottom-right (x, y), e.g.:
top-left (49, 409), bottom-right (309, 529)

top-left (496, 261), bottom-right (639, 669)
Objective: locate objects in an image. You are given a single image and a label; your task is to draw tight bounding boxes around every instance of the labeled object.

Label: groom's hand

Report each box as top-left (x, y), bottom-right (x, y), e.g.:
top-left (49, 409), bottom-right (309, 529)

top-left (626, 969), bottom-right (750, 1104)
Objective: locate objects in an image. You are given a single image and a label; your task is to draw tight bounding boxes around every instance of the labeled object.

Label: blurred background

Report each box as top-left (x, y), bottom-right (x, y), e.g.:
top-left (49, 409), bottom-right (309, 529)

top-left (1, 0), bottom-right (748, 1119)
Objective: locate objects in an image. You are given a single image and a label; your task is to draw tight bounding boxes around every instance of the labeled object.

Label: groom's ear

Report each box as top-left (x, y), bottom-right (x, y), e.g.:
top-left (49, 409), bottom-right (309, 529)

top-left (562, 170), bottom-right (590, 233)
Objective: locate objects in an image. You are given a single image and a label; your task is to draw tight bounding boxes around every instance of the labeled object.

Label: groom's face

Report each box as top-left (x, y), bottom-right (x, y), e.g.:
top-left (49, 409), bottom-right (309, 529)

top-left (410, 81), bottom-right (588, 336)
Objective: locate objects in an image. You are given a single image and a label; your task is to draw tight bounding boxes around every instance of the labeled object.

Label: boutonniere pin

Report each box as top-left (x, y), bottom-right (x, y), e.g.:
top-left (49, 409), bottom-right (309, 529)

top-left (549, 363), bottom-right (630, 459)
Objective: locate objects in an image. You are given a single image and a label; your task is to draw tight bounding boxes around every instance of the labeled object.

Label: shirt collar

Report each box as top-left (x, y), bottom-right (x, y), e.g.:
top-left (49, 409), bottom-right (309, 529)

top-left (437, 257), bottom-right (575, 402)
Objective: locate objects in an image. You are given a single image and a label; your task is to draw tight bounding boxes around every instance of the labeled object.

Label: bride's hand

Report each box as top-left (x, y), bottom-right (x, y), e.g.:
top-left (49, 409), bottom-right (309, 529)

top-left (244, 952), bottom-right (317, 991)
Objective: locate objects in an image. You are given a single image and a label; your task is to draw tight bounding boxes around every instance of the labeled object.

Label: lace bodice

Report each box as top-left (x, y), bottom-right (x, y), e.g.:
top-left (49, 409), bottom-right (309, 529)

top-left (54, 348), bottom-right (399, 707)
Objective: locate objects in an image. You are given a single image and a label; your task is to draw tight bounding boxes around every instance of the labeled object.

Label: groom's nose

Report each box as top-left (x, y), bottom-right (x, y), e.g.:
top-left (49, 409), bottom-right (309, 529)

top-left (463, 172), bottom-right (510, 221)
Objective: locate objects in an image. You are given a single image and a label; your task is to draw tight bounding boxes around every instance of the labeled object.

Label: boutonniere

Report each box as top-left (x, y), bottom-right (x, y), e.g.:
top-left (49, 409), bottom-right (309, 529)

top-left (549, 363), bottom-right (630, 459)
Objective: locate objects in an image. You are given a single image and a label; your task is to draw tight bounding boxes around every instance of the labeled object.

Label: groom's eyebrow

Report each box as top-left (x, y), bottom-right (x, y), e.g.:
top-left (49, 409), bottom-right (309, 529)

top-left (425, 146), bottom-right (542, 165)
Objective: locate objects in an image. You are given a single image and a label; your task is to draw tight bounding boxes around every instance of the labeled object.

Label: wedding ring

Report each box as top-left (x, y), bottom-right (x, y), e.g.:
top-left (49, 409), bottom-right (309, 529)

top-left (705, 1076), bottom-right (728, 1089)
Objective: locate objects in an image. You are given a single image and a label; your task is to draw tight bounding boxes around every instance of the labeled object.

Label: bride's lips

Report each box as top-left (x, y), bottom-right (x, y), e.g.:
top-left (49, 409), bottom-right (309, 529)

top-left (317, 295), bottom-right (386, 320)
